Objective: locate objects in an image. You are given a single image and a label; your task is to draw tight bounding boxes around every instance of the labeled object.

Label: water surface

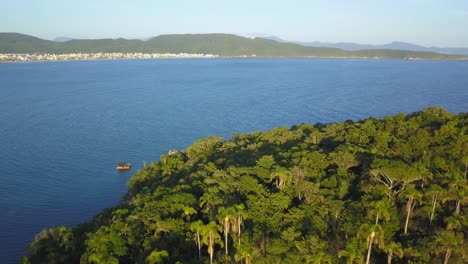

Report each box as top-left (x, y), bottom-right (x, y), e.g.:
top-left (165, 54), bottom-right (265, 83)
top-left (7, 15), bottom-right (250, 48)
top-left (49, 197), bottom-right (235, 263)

top-left (0, 58), bottom-right (467, 263)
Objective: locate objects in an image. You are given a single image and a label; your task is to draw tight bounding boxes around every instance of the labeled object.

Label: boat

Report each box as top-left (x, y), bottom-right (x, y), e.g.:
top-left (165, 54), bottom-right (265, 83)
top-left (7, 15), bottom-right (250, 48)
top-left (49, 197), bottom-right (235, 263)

top-left (116, 162), bottom-right (132, 170)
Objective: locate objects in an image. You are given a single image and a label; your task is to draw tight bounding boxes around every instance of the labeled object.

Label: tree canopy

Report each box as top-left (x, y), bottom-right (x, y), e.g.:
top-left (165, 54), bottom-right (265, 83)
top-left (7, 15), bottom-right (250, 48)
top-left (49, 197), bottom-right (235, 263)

top-left (24, 107), bottom-right (468, 264)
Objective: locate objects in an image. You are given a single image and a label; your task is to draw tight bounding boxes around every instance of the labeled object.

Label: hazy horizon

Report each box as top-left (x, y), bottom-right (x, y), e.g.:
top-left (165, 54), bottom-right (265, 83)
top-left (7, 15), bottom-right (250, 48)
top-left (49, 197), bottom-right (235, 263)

top-left (3, 32), bottom-right (468, 50)
top-left (2, 0), bottom-right (468, 48)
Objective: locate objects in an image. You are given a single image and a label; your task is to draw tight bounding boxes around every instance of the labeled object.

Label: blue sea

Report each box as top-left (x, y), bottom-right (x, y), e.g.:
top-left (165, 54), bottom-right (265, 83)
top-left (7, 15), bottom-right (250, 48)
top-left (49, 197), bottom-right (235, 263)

top-left (0, 58), bottom-right (467, 263)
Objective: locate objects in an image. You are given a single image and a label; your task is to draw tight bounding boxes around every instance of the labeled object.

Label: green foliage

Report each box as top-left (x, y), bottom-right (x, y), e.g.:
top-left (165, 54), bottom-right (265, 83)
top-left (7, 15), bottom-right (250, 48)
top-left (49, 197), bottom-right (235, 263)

top-left (25, 226), bottom-right (75, 264)
top-left (24, 107), bottom-right (468, 263)
top-left (84, 226), bottom-right (128, 264)
top-left (146, 250), bottom-right (168, 264)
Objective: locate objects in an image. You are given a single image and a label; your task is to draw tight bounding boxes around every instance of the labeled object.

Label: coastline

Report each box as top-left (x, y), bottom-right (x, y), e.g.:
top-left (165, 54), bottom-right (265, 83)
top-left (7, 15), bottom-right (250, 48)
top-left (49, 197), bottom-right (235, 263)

top-left (1, 52), bottom-right (468, 63)
top-left (0, 52), bottom-right (219, 63)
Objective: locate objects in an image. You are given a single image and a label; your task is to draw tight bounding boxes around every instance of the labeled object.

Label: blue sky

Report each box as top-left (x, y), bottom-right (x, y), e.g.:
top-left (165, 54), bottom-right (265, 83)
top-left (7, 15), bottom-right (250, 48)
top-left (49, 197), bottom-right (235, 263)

top-left (2, 0), bottom-right (468, 47)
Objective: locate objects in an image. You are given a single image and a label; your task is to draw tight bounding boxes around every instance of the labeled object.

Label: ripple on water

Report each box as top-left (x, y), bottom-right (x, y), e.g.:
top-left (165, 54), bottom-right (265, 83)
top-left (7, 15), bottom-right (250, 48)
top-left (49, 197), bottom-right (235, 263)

top-left (0, 59), bottom-right (467, 263)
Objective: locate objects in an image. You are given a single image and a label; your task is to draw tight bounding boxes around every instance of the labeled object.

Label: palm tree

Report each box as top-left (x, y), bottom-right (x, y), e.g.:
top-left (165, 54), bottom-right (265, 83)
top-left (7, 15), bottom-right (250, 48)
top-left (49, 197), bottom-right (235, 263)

top-left (270, 166), bottom-right (292, 190)
top-left (426, 184), bottom-right (445, 223)
top-left (232, 204), bottom-right (246, 246)
top-left (444, 175), bottom-right (468, 215)
top-left (401, 186), bottom-right (422, 234)
top-left (368, 199), bottom-right (392, 225)
top-left (358, 224), bottom-right (385, 264)
top-left (455, 185), bottom-right (468, 215)
top-left (435, 230), bottom-right (465, 264)
top-left (218, 206), bottom-right (236, 256)
top-left (181, 205), bottom-right (197, 221)
top-left (190, 220), bottom-right (204, 260)
top-left (444, 215), bottom-right (464, 231)
top-left (338, 238), bottom-right (364, 264)
top-left (201, 221), bottom-right (222, 264)
top-left (234, 241), bottom-right (259, 264)
top-left (384, 242), bottom-right (403, 264)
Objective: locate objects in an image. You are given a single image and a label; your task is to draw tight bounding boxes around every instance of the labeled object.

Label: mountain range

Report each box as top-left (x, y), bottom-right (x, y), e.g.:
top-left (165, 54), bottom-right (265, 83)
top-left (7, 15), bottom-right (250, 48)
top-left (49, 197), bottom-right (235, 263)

top-left (265, 36), bottom-right (468, 56)
top-left (0, 32), bottom-right (466, 60)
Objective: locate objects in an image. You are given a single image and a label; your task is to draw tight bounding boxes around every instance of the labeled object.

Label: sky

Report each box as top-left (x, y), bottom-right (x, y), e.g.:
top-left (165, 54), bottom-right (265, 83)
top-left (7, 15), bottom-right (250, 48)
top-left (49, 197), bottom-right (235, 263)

top-left (2, 0), bottom-right (468, 47)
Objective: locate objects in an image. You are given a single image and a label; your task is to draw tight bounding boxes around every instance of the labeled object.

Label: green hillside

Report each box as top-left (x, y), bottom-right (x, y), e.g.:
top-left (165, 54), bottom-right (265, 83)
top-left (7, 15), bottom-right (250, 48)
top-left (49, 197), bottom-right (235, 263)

top-left (353, 49), bottom-right (462, 60)
top-left (146, 34), bottom-right (347, 57)
top-left (55, 38), bottom-right (148, 53)
top-left (23, 107), bottom-right (468, 264)
top-left (1, 32), bottom-right (465, 59)
top-left (0, 32), bottom-right (59, 53)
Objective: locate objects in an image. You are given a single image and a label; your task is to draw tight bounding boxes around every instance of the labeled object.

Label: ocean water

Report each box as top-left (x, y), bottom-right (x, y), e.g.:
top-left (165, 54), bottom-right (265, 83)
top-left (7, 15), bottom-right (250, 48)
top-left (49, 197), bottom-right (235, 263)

top-left (0, 58), bottom-right (467, 262)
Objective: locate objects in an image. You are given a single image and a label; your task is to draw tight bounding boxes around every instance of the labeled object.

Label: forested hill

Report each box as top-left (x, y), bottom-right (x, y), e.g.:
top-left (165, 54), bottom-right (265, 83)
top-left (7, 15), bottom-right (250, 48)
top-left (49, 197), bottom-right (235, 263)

top-left (24, 107), bottom-right (467, 264)
top-left (1, 32), bottom-right (466, 60)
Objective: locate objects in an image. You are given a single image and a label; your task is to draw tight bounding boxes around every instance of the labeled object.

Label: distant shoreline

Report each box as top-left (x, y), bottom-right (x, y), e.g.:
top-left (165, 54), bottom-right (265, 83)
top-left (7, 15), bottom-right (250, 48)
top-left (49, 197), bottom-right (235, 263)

top-left (1, 53), bottom-right (468, 63)
top-left (2, 33), bottom-right (466, 61)
top-left (0, 52), bottom-right (219, 63)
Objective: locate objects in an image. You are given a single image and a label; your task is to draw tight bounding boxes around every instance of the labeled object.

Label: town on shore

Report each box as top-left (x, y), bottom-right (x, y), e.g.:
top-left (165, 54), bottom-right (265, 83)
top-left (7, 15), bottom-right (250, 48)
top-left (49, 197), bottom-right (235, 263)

top-left (0, 52), bottom-right (219, 62)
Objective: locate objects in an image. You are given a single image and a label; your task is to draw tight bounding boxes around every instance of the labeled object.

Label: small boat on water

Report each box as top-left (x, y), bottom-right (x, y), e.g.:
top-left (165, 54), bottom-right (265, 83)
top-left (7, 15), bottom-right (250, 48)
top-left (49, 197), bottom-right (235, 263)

top-left (116, 162), bottom-right (132, 170)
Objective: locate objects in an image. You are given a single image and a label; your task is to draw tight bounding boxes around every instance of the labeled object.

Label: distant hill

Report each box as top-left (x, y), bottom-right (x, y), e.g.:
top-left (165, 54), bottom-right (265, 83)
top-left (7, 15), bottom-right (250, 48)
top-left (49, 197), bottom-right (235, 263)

top-left (0, 32), bottom-right (465, 60)
top-left (0, 33), bottom-right (59, 53)
top-left (265, 36), bottom-right (468, 56)
top-left (54, 37), bottom-right (73, 42)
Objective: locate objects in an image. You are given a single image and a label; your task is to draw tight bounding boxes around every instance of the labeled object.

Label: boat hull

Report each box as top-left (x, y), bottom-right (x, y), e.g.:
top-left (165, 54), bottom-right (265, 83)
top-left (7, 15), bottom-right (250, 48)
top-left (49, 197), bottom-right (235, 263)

top-left (116, 162), bottom-right (132, 170)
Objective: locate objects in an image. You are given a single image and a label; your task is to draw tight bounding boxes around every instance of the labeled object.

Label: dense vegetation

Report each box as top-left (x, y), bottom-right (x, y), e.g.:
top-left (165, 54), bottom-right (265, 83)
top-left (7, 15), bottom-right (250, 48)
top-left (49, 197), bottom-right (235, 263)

top-left (24, 107), bottom-right (467, 264)
top-left (1, 33), bottom-right (465, 60)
